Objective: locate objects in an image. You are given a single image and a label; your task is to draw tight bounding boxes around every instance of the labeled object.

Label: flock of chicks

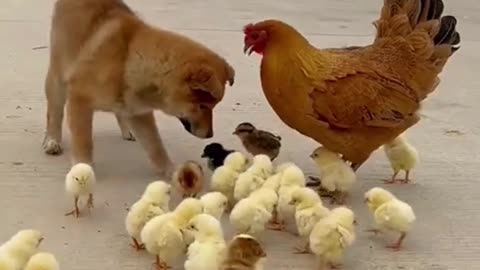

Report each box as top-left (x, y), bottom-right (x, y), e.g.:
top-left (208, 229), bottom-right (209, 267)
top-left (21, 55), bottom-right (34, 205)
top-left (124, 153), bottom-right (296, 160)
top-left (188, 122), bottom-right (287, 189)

top-left (0, 122), bottom-right (420, 270)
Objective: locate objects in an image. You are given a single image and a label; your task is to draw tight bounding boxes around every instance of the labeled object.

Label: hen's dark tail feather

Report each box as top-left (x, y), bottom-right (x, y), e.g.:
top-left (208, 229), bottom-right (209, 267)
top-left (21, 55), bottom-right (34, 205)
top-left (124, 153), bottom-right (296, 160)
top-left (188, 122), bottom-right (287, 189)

top-left (376, 0), bottom-right (461, 55)
top-left (434, 16), bottom-right (461, 52)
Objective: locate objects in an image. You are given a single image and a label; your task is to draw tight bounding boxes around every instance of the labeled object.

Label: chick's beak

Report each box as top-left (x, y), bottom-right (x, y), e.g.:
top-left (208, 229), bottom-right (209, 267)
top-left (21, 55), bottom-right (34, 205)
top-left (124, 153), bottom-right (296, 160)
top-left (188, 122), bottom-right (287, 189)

top-left (201, 153), bottom-right (206, 158)
top-left (243, 44), bottom-right (254, 55)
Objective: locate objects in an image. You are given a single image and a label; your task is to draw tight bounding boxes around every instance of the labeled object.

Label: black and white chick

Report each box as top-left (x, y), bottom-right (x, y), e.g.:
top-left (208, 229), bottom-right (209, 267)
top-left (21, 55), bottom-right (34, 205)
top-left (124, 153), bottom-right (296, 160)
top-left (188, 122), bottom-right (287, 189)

top-left (233, 122), bottom-right (282, 161)
top-left (201, 143), bottom-right (235, 171)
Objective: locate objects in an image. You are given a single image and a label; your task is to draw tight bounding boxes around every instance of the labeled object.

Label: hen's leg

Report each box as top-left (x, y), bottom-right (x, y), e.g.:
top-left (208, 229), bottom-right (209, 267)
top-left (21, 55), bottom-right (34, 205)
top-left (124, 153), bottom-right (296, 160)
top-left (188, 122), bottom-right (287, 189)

top-left (387, 232), bottom-right (407, 251)
top-left (65, 196), bottom-right (80, 217)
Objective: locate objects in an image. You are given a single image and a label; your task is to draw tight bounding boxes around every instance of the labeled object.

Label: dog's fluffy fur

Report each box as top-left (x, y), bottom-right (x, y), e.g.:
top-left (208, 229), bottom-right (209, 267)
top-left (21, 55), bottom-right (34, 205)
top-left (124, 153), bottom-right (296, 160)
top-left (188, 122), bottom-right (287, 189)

top-left (42, 0), bottom-right (235, 175)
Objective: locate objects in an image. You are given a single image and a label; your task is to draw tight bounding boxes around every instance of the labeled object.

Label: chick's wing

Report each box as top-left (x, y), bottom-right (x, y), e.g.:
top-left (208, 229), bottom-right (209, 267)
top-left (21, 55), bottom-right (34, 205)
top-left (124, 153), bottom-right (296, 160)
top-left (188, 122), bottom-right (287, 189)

top-left (252, 130), bottom-right (281, 148)
top-left (310, 219), bottom-right (343, 253)
top-left (305, 50), bottom-right (420, 129)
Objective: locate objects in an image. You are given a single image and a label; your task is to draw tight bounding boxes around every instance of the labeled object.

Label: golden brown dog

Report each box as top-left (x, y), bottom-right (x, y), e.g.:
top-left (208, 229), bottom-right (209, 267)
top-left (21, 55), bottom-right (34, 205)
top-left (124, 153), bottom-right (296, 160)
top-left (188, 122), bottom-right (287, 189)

top-left (42, 0), bottom-right (235, 175)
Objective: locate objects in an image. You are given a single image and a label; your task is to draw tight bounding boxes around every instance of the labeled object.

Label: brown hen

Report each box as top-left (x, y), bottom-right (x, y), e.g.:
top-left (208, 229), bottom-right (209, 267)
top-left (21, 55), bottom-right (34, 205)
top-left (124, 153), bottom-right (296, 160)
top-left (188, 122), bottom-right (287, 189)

top-left (243, 0), bottom-right (460, 170)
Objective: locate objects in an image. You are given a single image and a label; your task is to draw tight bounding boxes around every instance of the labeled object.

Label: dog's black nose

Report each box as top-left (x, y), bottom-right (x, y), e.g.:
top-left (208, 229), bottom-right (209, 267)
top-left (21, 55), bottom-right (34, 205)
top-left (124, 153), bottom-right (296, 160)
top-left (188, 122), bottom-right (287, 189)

top-left (179, 118), bottom-right (192, 133)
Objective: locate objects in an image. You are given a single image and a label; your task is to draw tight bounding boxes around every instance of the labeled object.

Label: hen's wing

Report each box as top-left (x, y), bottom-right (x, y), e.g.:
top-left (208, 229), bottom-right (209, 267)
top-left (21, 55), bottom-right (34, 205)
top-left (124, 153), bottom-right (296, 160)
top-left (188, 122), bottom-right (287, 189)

top-left (306, 50), bottom-right (420, 129)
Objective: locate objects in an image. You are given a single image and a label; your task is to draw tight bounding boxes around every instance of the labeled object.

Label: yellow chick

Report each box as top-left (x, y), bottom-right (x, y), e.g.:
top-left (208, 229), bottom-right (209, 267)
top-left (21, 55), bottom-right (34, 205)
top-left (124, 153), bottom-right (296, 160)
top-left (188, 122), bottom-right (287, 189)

top-left (125, 181), bottom-right (172, 250)
top-left (183, 214), bottom-right (226, 270)
top-left (200, 192), bottom-right (229, 220)
top-left (276, 165), bottom-right (306, 230)
top-left (210, 152), bottom-right (249, 208)
top-left (309, 207), bottom-right (356, 270)
top-left (289, 187), bottom-right (330, 254)
top-left (64, 163), bottom-right (95, 218)
top-left (24, 252), bottom-right (59, 270)
top-left (364, 187), bottom-right (416, 251)
top-left (230, 188), bottom-right (278, 236)
top-left (310, 147), bottom-right (356, 204)
top-left (246, 154), bottom-right (274, 179)
top-left (0, 230), bottom-right (44, 270)
top-left (233, 171), bottom-right (265, 203)
top-left (0, 256), bottom-right (15, 270)
top-left (383, 135), bottom-right (419, 184)
top-left (141, 198), bottom-right (204, 270)
top-left (234, 154), bottom-right (275, 202)
top-left (275, 162), bottom-right (296, 173)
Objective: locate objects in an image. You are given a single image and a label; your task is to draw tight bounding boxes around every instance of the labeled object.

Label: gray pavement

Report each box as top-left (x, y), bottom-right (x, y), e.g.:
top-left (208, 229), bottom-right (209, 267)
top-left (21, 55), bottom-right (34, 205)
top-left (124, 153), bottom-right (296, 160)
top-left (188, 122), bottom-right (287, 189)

top-left (0, 0), bottom-right (479, 269)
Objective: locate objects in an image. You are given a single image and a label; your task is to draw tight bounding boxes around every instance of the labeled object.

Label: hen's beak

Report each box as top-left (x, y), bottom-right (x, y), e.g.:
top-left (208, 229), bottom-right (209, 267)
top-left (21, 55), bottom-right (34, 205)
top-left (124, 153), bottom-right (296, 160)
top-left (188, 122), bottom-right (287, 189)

top-left (243, 44), bottom-right (254, 55)
top-left (200, 153), bottom-right (206, 158)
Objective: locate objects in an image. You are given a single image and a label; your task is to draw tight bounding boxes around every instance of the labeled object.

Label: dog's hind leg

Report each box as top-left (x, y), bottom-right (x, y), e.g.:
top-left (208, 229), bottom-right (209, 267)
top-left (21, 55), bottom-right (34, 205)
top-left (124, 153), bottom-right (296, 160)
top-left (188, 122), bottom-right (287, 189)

top-left (43, 66), bottom-right (66, 155)
top-left (115, 113), bottom-right (136, 141)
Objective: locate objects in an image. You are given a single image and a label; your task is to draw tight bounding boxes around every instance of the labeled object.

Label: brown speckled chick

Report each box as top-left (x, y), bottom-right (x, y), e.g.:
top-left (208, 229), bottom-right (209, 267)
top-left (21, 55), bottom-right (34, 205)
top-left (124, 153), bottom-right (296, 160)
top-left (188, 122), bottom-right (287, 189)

top-left (172, 161), bottom-right (204, 198)
top-left (219, 234), bottom-right (267, 270)
top-left (233, 122), bottom-right (281, 161)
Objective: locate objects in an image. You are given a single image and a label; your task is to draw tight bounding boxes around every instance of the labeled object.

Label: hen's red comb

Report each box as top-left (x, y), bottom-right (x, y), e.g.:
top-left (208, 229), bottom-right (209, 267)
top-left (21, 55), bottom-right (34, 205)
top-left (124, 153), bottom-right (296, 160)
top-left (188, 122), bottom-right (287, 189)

top-left (243, 23), bottom-right (255, 34)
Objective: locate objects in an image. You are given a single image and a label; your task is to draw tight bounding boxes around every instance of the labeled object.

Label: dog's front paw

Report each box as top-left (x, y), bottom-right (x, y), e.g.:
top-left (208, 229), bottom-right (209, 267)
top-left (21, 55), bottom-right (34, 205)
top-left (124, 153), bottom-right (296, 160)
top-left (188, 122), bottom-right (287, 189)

top-left (154, 160), bottom-right (174, 179)
top-left (43, 136), bottom-right (63, 155)
top-left (121, 130), bottom-right (136, 141)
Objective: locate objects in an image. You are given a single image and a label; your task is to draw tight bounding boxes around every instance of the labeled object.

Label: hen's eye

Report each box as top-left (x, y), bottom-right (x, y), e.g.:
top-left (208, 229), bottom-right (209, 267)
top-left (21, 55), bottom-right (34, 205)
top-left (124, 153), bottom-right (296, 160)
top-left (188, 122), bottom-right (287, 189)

top-left (251, 33), bottom-right (259, 39)
top-left (199, 104), bottom-right (208, 110)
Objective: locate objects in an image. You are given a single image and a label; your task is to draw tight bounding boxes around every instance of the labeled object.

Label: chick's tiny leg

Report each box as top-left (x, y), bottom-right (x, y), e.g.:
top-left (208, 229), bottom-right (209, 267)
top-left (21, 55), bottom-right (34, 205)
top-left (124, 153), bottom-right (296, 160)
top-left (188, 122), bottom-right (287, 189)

top-left (365, 229), bottom-right (381, 235)
top-left (152, 256), bottom-right (171, 270)
top-left (130, 238), bottom-right (145, 251)
top-left (65, 196), bottom-right (80, 217)
top-left (386, 232), bottom-right (407, 251)
top-left (403, 170), bottom-right (412, 184)
top-left (86, 193), bottom-right (94, 213)
top-left (127, 113), bottom-right (173, 177)
top-left (293, 240), bottom-right (311, 254)
top-left (384, 170), bottom-right (400, 184)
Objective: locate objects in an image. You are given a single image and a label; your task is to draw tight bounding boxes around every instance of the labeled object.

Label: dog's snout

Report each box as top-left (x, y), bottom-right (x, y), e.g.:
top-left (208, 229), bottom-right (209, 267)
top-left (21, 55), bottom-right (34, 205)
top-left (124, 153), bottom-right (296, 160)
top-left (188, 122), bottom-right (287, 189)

top-left (179, 118), bottom-right (192, 133)
top-left (178, 118), bottom-right (213, 138)
top-left (205, 128), bottom-right (213, 138)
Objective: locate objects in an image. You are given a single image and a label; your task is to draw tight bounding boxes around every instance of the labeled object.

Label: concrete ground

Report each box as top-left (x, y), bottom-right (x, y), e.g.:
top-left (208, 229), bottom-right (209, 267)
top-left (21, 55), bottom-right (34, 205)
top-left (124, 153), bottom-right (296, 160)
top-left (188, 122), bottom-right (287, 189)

top-left (0, 0), bottom-right (479, 269)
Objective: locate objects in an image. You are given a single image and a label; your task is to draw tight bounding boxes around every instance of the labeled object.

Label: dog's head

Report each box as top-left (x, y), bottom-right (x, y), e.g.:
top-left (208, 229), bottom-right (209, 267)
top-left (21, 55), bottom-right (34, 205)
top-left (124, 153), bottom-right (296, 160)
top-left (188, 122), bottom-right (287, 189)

top-left (155, 56), bottom-right (235, 138)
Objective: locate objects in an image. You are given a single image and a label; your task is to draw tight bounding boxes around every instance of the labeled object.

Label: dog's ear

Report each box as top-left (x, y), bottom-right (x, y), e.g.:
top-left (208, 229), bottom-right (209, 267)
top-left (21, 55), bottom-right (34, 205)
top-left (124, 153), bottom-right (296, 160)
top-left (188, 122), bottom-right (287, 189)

top-left (225, 62), bottom-right (235, 86)
top-left (184, 64), bottom-right (223, 100)
top-left (185, 64), bottom-right (213, 84)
